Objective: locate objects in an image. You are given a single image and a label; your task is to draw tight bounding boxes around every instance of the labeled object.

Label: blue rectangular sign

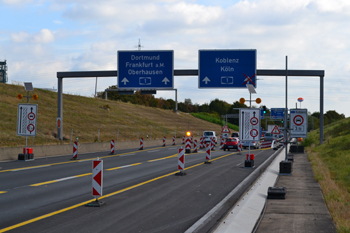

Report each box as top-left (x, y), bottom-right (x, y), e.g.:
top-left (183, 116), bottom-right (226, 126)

top-left (118, 50), bottom-right (174, 89)
top-left (198, 49), bottom-right (256, 88)
top-left (271, 108), bottom-right (285, 119)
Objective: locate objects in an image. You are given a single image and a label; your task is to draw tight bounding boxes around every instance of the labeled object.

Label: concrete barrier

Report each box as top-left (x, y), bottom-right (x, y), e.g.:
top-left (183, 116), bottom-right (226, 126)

top-left (0, 137), bottom-right (199, 161)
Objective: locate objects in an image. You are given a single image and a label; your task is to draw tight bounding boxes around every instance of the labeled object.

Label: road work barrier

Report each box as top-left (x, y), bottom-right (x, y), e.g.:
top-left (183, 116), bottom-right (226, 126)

top-left (173, 136), bottom-right (176, 146)
top-left (193, 140), bottom-right (198, 153)
top-left (261, 140), bottom-right (272, 149)
top-left (86, 158), bottom-right (105, 207)
top-left (110, 139), bottom-right (115, 154)
top-left (182, 136), bottom-right (185, 144)
top-left (175, 148), bottom-right (186, 176)
top-left (220, 136), bottom-right (224, 149)
top-left (139, 138), bottom-right (144, 150)
top-left (71, 141), bottom-right (78, 160)
top-left (185, 137), bottom-right (191, 153)
top-left (211, 138), bottom-right (215, 151)
top-left (200, 136), bottom-right (204, 149)
top-left (205, 143), bottom-right (211, 164)
top-left (163, 136), bottom-right (166, 147)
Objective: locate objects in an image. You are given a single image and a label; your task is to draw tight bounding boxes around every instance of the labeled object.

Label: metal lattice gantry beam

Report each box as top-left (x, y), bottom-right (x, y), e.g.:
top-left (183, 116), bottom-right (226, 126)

top-left (57, 69), bottom-right (324, 144)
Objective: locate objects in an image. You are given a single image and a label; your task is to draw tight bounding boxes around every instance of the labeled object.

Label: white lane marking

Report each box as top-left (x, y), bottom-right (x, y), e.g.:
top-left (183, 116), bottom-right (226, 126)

top-left (147, 150), bottom-right (159, 153)
top-left (11, 165), bottom-right (51, 171)
top-left (120, 153), bottom-right (135, 157)
top-left (168, 147), bottom-right (178, 150)
top-left (56, 176), bottom-right (76, 182)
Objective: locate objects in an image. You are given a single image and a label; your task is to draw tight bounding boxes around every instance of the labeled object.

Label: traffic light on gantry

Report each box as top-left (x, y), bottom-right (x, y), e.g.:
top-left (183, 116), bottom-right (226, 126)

top-left (262, 105), bottom-right (267, 114)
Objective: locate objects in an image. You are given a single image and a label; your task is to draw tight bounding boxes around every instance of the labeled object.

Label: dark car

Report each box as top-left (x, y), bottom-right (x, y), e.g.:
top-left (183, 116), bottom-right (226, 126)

top-left (231, 132), bottom-right (239, 138)
top-left (223, 137), bottom-right (239, 151)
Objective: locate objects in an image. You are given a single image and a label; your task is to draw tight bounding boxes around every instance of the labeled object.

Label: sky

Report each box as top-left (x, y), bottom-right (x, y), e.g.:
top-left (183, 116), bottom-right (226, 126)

top-left (1, 0), bottom-right (350, 117)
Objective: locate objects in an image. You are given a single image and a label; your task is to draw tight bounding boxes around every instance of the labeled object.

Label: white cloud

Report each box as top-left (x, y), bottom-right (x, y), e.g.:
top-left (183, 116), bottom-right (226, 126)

top-left (1, 0), bottom-right (33, 4)
top-left (11, 29), bottom-right (55, 43)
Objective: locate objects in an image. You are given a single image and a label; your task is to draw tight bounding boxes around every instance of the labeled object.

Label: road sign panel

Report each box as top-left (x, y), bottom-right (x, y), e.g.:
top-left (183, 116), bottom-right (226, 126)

top-left (198, 49), bottom-right (256, 89)
top-left (239, 108), bottom-right (260, 141)
top-left (290, 109), bottom-right (308, 138)
top-left (271, 108), bottom-right (285, 119)
top-left (118, 50), bottom-right (174, 89)
top-left (17, 104), bottom-right (38, 136)
top-left (271, 125), bottom-right (281, 134)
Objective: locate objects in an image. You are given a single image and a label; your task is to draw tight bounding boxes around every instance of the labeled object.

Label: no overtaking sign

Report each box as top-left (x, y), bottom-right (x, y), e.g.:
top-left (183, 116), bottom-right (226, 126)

top-left (17, 104), bottom-right (38, 136)
top-left (239, 108), bottom-right (260, 141)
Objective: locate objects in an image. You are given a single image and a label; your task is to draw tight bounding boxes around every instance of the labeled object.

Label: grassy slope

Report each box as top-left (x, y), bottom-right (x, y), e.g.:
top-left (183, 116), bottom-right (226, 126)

top-left (0, 83), bottom-right (234, 147)
top-left (304, 118), bottom-right (350, 232)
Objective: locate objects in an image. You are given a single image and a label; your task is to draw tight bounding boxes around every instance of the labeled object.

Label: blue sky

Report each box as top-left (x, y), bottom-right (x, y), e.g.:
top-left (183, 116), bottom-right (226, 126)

top-left (1, 0), bottom-right (350, 117)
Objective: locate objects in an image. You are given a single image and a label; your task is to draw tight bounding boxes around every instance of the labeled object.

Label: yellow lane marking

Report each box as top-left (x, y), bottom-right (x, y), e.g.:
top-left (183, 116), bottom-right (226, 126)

top-left (30, 173), bottom-right (92, 187)
top-left (0, 191), bottom-right (7, 194)
top-left (74, 173), bottom-right (92, 177)
top-left (147, 154), bottom-right (177, 162)
top-left (106, 163), bottom-right (142, 171)
top-left (0, 150), bottom-right (236, 233)
top-left (0, 145), bottom-right (180, 173)
top-left (30, 180), bottom-right (59, 187)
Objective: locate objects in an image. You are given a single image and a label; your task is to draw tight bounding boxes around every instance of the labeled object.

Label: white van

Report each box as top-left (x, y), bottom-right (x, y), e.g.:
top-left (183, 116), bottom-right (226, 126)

top-left (203, 131), bottom-right (217, 144)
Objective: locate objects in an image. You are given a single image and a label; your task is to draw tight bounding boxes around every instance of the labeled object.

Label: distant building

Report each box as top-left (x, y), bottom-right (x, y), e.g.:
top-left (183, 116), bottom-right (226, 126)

top-left (0, 60), bottom-right (8, 83)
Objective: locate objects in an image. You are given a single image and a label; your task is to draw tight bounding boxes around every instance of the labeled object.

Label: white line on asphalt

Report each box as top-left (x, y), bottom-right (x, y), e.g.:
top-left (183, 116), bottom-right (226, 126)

top-left (147, 150), bottom-right (159, 153)
top-left (56, 176), bottom-right (76, 182)
top-left (120, 153), bottom-right (135, 156)
top-left (11, 165), bottom-right (51, 171)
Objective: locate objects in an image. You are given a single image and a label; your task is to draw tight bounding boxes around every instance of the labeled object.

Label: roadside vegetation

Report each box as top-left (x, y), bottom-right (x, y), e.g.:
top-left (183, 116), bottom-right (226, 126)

top-left (191, 112), bottom-right (239, 131)
top-left (303, 118), bottom-right (350, 232)
top-left (0, 83), bottom-right (234, 148)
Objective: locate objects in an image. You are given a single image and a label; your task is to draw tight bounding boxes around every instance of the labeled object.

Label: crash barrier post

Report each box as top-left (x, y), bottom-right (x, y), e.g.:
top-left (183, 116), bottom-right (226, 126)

top-left (71, 141), bottom-right (78, 160)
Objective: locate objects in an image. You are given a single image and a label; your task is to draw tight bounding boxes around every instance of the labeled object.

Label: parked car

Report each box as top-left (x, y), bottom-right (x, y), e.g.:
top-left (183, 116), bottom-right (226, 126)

top-left (203, 131), bottom-right (217, 144)
top-left (241, 140), bottom-right (260, 149)
top-left (223, 137), bottom-right (239, 151)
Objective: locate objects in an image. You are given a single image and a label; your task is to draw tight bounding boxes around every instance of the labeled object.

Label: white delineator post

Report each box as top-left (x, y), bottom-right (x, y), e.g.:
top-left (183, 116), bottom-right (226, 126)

top-left (163, 136), bottom-right (166, 147)
top-left (92, 159), bottom-right (103, 198)
top-left (211, 137), bottom-right (215, 151)
top-left (139, 138), bottom-right (143, 150)
top-left (237, 140), bottom-right (242, 154)
top-left (110, 139), bottom-right (115, 155)
top-left (200, 136), bottom-right (204, 149)
top-left (205, 143), bottom-right (211, 164)
top-left (193, 140), bottom-right (198, 153)
top-left (173, 136), bottom-right (176, 146)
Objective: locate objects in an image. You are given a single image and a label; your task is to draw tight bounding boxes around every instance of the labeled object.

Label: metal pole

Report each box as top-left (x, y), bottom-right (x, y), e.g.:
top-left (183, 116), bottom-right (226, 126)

top-left (95, 77), bottom-right (98, 97)
top-left (320, 76), bottom-right (324, 144)
top-left (57, 77), bottom-right (63, 140)
top-left (175, 89), bottom-right (178, 112)
top-left (284, 56), bottom-right (288, 161)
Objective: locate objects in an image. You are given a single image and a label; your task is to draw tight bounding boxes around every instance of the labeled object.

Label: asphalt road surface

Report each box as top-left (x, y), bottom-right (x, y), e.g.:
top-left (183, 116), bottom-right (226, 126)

top-left (0, 144), bottom-right (278, 233)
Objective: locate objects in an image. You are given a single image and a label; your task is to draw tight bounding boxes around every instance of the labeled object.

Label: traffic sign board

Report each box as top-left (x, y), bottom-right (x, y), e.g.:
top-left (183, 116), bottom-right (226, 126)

top-left (198, 50), bottom-right (257, 88)
top-left (290, 109), bottom-right (308, 138)
top-left (271, 108), bottom-right (285, 119)
top-left (118, 50), bottom-right (174, 89)
top-left (17, 104), bottom-right (38, 136)
top-left (239, 108), bottom-right (260, 141)
top-left (271, 125), bottom-right (281, 134)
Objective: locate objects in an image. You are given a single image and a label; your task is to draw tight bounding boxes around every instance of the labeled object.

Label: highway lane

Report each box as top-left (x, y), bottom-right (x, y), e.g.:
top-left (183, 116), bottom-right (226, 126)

top-left (0, 144), bottom-right (279, 232)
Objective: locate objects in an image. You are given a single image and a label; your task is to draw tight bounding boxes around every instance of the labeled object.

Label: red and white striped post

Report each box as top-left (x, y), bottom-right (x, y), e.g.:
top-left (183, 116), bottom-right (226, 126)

top-left (191, 135), bottom-right (193, 143)
top-left (71, 141), bottom-right (78, 160)
top-left (205, 143), bottom-right (211, 164)
top-left (92, 159), bottom-right (103, 198)
top-left (199, 136), bottom-right (203, 149)
top-left (163, 136), bottom-right (166, 147)
top-left (182, 136), bottom-right (185, 144)
top-left (173, 136), bottom-right (176, 146)
top-left (237, 141), bottom-right (243, 154)
top-left (211, 137), bottom-right (215, 151)
top-left (185, 137), bottom-right (191, 153)
top-left (220, 136), bottom-right (224, 149)
top-left (175, 147), bottom-right (186, 176)
top-left (139, 138), bottom-right (144, 150)
top-left (193, 140), bottom-right (198, 153)
top-left (110, 139), bottom-right (115, 154)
